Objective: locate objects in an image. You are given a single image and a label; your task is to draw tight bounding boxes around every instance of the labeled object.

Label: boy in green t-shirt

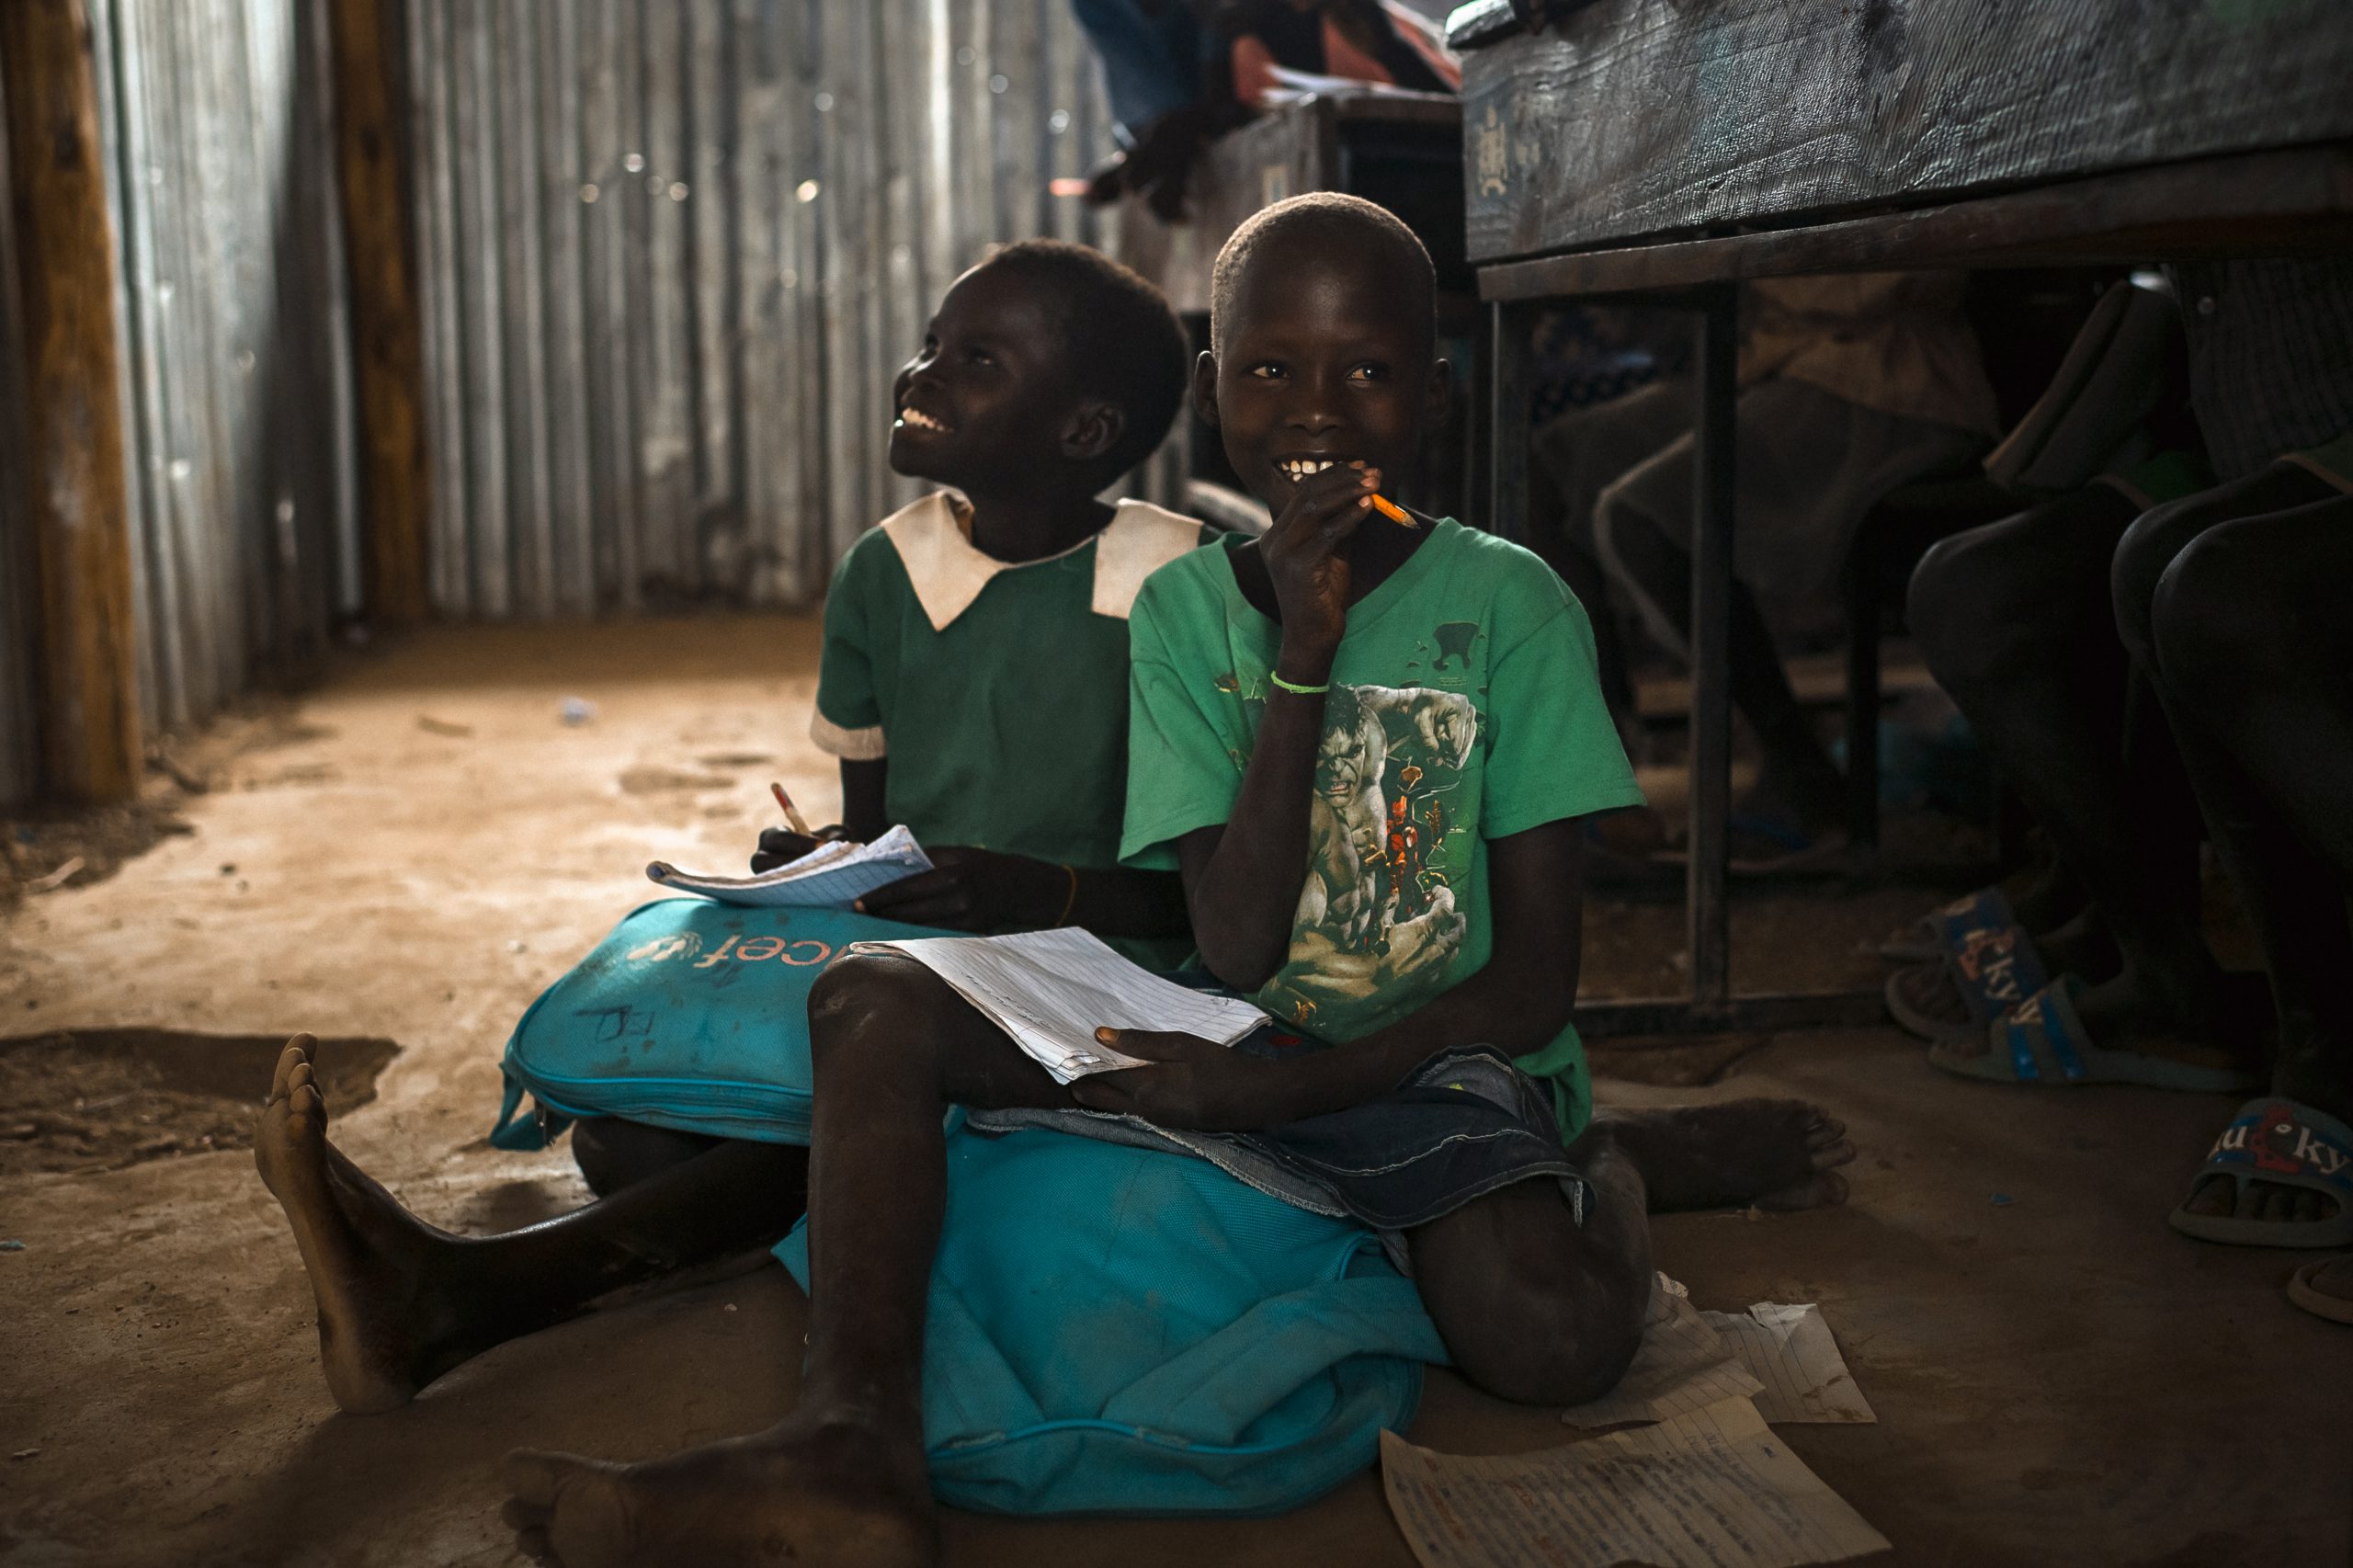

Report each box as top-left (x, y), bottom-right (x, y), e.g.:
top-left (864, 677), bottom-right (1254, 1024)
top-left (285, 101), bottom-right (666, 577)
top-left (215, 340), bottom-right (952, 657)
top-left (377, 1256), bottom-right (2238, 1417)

top-left (491, 196), bottom-right (1861, 1567)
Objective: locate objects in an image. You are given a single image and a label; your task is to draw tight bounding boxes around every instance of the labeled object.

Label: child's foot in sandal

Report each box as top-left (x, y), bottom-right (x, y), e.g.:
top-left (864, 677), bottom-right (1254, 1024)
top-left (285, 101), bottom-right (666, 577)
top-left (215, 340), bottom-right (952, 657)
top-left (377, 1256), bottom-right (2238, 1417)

top-left (1927, 970), bottom-right (2265, 1091)
top-left (2169, 1098), bottom-right (2353, 1248)
top-left (1885, 906), bottom-right (2119, 1043)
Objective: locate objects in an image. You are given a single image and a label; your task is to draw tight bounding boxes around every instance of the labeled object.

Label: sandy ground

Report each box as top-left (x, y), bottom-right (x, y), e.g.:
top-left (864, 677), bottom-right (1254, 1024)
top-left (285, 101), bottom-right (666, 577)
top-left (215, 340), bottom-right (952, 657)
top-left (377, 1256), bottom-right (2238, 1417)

top-left (1, 617), bottom-right (2346, 1568)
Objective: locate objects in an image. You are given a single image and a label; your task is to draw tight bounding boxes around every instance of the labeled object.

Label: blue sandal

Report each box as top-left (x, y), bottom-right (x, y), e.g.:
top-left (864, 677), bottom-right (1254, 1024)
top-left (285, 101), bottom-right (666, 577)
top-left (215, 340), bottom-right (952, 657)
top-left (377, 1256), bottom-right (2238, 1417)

top-left (1927, 976), bottom-right (2259, 1092)
top-left (1884, 894), bottom-right (2051, 1046)
top-left (2168, 1098), bottom-right (2353, 1248)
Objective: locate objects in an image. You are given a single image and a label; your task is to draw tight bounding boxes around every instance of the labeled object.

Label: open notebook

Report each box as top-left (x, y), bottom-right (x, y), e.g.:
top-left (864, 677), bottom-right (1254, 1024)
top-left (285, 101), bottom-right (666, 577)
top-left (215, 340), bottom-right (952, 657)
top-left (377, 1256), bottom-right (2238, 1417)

top-left (646, 824), bottom-right (932, 909)
top-left (846, 926), bottom-right (1270, 1083)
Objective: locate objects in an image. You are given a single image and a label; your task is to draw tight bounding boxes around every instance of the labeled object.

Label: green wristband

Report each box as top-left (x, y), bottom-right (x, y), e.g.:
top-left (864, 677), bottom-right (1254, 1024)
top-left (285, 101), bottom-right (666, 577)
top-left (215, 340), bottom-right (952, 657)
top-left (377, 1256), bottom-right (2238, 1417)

top-left (1269, 671), bottom-right (1330, 696)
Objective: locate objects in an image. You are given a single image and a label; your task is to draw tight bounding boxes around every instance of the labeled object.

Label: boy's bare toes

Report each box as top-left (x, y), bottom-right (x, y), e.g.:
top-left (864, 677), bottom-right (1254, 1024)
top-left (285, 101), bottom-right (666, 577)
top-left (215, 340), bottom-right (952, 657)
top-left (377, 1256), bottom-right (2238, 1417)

top-left (268, 1035), bottom-right (316, 1105)
top-left (1811, 1133), bottom-right (1859, 1172)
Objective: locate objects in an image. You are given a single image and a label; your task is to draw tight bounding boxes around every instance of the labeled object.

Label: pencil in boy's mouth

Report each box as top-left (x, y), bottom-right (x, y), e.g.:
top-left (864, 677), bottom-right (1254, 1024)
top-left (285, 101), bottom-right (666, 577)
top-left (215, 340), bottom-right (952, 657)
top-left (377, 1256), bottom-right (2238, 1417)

top-left (897, 405), bottom-right (953, 434)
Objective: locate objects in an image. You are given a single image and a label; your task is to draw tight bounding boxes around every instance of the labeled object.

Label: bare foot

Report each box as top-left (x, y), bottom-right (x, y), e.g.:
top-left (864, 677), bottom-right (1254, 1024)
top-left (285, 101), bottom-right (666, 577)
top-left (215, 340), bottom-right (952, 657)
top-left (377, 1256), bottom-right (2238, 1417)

top-left (504, 1414), bottom-right (936, 1568)
top-left (253, 1035), bottom-right (457, 1413)
top-left (1599, 1098), bottom-right (1856, 1214)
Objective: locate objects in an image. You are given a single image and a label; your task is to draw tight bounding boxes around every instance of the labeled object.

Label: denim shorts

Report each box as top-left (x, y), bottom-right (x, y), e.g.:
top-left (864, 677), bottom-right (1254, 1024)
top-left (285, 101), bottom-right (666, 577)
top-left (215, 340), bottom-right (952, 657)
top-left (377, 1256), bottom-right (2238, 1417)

top-left (964, 1015), bottom-right (1586, 1268)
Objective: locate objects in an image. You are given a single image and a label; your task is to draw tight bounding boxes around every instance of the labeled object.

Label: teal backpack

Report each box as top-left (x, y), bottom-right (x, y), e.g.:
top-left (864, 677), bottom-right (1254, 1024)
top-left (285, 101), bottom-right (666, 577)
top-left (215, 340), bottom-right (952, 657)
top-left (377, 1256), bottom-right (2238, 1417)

top-left (775, 1122), bottom-right (1449, 1517)
top-left (487, 897), bottom-right (956, 1150)
top-left (490, 895), bottom-right (1449, 1516)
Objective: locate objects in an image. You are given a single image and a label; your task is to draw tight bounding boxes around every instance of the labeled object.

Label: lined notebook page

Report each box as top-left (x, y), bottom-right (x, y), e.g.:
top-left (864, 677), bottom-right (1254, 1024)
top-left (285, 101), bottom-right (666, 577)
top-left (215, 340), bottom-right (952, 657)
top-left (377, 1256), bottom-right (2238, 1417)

top-left (1383, 1399), bottom-right (1890, 1568)
top-left (848, 927), bottom-right (1269, 1083)
top-left (646, 824), bottom-right (934, 908)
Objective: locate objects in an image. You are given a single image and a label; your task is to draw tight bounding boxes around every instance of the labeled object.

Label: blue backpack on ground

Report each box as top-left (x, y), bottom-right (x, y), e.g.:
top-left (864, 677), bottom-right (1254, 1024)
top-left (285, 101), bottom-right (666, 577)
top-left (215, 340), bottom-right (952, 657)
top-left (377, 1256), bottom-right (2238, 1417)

top-left (775, 1122), bottom-right (1449, 1517)
top-left (491, 895), bottom-right (1450, 1517)
top-left (487, 897), bottom-right (954, 1150)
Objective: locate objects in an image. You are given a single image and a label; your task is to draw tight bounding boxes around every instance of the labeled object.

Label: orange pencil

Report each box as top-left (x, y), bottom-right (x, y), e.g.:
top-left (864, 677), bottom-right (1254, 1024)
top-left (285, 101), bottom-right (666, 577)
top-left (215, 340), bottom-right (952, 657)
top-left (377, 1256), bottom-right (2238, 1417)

top-left (1369, 494), bottom-right (1416, 530)
top-left (769, 780), bottom-right (814, 837)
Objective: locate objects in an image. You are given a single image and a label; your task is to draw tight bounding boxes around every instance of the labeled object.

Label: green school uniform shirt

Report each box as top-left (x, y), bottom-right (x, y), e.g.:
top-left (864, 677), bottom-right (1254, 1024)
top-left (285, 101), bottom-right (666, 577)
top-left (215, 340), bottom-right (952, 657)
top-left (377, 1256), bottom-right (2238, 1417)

top-left (813, 490), bottom-right (1207, 963)
top-left (1120, 518), bottom-right (1645, 1140)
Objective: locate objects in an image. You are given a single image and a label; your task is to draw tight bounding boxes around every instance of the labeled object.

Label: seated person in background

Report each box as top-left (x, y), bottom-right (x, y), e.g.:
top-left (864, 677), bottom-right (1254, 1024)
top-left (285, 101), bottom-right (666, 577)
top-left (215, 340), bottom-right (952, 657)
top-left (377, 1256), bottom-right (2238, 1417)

top-left (498, 192), bottom-right (1856, 1568)
top-left (250, 239), bottom-right (1204, 1415)
top-left (1901, 257), bottom-right (2353, 1323)
top-left (1072, 0), bottom-right (1232, 218)
top-left (1529, 273), bottom-right (2000, 858)
top-left (1078, 0), bottom-right (1457, 219)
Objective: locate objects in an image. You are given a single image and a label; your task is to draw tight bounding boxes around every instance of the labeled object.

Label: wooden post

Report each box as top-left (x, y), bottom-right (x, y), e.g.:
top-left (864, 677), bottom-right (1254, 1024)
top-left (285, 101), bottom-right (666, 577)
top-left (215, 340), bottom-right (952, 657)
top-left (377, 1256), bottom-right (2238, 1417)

top-left (0, 0), bottom-right (140, 803)
top-left (327, 0), bottom-right (430, 627)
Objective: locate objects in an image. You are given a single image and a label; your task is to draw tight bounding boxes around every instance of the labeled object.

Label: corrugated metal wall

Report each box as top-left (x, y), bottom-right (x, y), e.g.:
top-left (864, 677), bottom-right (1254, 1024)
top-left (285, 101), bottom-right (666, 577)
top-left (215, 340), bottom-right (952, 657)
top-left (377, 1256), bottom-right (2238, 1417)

top-left (0, 0), bottom-right (358, 801)
top-left (402, 0), bottom-right (1117, 617)
top-left (94, 0), bottom-right (361, 733)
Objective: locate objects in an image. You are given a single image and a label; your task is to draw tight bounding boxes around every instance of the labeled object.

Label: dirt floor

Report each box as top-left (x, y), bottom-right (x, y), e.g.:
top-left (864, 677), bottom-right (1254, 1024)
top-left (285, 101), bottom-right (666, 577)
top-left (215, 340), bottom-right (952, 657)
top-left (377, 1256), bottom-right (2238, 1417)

top-left (2, 618), bottom-right (2346, 1568)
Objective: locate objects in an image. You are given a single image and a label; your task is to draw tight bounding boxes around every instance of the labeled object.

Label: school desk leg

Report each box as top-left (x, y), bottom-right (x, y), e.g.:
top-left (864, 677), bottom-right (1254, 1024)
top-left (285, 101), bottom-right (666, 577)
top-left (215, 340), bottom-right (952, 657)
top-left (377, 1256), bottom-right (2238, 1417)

top-left (1687, 285), bottom-right (1737, 1011)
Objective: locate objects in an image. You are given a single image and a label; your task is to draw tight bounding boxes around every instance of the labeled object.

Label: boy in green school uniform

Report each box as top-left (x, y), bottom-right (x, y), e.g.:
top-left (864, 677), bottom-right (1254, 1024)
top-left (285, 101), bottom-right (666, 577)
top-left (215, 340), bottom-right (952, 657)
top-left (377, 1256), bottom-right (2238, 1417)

top-left (572, 238), bottom-right (1207, 1187)
top-left (248, 240), bottom-right (1205, 1416)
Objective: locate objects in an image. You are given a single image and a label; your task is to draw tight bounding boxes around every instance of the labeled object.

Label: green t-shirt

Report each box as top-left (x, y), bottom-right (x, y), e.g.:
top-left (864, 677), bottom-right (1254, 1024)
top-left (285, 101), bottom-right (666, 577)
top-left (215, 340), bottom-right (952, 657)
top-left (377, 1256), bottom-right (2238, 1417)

top-left (813, 491), bottom-right (1207, 964)
top-left (1120, 519), bottom-right (1644, 1139)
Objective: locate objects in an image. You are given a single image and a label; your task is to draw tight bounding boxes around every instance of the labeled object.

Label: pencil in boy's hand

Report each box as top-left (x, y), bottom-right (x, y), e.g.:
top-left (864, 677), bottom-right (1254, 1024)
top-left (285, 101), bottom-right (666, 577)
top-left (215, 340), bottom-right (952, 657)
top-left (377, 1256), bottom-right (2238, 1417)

top-left (1369, 494), bottom-right (1416, 530)
top-left (770, 781), bottom-right (815, 838)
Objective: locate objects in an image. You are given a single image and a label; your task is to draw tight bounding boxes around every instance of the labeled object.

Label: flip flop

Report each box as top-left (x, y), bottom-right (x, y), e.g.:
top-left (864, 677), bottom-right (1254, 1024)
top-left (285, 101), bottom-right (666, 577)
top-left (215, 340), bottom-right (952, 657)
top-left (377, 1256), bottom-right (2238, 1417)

top-left (1879, 886), bottom-right (2018, 964)
top-left (1884, 898), bottom-right (2051, 1046)
top-left (1928, 976), bottom-right (2260, 1092)
top-left (2167, 1098), bottom-right (2353, 1248)
top-left (2286, 1259), bottom-right (2353, 1324)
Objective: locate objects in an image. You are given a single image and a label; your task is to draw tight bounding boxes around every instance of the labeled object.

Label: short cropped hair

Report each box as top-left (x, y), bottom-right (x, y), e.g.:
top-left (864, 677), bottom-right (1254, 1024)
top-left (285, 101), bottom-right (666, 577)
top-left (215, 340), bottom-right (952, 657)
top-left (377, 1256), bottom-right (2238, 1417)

top-left (983, 239), bottom-right (1189, 474)
top-left (1208, 192), bottom-right (1435, 357)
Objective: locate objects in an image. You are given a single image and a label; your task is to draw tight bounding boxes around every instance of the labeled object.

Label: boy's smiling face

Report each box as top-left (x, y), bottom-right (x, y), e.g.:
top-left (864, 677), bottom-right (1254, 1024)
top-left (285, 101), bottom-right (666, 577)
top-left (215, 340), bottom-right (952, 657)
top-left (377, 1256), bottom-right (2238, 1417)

top-left (890, 263), bottom-right (1085, 491)
top-left (1199, 239), bottom-right (1447, 515)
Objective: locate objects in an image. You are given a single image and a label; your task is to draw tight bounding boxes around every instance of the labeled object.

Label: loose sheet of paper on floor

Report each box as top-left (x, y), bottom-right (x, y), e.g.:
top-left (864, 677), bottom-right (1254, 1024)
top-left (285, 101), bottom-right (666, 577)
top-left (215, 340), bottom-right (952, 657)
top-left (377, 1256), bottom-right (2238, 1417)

top-left (1382, 1399), bottom-right (1890, 1568)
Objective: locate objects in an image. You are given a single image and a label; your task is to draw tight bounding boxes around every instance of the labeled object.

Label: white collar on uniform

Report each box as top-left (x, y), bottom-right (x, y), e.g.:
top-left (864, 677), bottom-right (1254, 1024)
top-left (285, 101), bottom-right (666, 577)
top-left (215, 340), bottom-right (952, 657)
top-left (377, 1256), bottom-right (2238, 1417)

top-left (879, 490), bottom-right (1200, 631)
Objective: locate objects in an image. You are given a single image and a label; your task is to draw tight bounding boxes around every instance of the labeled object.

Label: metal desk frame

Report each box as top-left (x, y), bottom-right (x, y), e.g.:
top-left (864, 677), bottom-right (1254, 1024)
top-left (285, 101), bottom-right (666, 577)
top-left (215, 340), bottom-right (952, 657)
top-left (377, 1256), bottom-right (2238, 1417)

top-left (1483, 143), bottom-right (2353, 1039)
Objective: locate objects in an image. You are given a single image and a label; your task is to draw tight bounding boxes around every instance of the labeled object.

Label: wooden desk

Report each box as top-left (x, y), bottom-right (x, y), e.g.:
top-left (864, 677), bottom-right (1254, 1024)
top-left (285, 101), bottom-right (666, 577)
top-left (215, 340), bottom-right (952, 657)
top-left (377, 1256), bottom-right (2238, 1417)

top-left (1450, 0), bottom-right (2353, 1038)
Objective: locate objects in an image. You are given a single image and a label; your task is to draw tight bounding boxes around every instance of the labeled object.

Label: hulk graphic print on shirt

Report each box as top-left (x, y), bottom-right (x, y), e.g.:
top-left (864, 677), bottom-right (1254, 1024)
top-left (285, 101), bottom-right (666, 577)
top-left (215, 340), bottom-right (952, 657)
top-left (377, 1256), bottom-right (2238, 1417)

top-left (1274, 681), bottom-right (1481, 1030)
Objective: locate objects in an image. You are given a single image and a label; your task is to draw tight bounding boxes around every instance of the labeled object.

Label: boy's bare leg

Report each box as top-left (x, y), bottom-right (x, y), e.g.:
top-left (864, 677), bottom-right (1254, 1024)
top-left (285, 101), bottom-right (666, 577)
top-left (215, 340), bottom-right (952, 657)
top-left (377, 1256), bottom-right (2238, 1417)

top-left (502, 954), bottom-right (1073, 1568)
top-left (1415, 1102), bottom-right (1856, 1402)
top-left (255, 1037), bottom-right (808, 1414)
